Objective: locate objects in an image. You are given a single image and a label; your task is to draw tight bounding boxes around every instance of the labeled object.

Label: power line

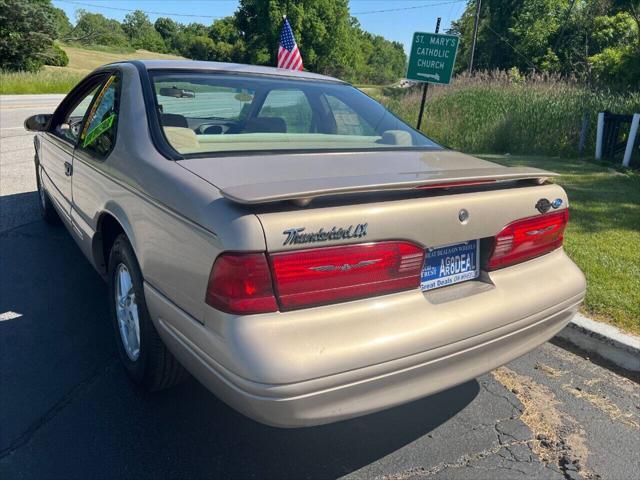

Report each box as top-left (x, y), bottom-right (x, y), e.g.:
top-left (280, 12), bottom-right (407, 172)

top-left (485, 24), bottom-right (538, 72)
top-left (352, 0), bottom-right (466, 15)
top-left (468, 0), bottom-right (481, 72)
top-left (55, 0), bottom-right (224, 18)
top-left (57, 0), bottom-right (467, 20)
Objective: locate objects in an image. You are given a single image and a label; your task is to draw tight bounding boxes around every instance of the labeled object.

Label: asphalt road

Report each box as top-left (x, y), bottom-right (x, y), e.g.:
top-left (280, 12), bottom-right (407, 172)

top-left (1, 95), bottom-right (639, 480)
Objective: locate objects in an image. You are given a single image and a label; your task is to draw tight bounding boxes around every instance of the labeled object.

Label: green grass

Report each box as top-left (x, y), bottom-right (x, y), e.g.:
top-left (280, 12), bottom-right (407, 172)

top-left (61, 44), bottom-right (183, 72)
top-left (0, 44), bottom-right (184, 94)
top-left (0, 68), bottom-right (86, 94)
top-left (483, 155), bottom-right (640, 334)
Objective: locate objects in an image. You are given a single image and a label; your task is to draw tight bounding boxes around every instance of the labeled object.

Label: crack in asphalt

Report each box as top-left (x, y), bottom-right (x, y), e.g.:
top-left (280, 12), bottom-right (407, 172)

top-left (0, 359), bottom-right (118, 460)
top-left (492, 366), bottom-right (599, 480)
top-left (480, 379), bottom-right (524, 412)
top-left (562, 383), bottom-right (640, 429)
top-left (373, 382), bottom-right (542, 479)
top-left (375, 439), bottom-right (537, 479)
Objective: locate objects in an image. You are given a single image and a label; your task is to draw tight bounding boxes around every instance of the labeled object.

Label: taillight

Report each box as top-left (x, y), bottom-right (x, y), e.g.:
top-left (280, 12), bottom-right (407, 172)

top-left (270, 241), bottom-right (424, 310)
top-left (206, 242), bottom-right (425, 313)
top-left (486, 210), bottom-right (569, 270)
top-left (205, 253), bottom-right (278, 314)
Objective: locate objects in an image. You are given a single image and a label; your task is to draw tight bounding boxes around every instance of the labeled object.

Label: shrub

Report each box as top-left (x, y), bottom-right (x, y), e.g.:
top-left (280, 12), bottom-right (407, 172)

top-left (43, 43), bottom-right (68, 67)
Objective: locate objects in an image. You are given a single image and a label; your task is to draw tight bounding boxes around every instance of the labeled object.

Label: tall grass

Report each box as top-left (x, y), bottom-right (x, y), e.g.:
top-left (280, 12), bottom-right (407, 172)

top-left (0, 67), bottom-right (85, 94)
top-left (382, 71), bottom-right (640, 158)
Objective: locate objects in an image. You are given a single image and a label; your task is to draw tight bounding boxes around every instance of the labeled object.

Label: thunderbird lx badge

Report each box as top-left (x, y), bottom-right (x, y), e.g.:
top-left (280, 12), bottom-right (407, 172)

top-left (282, 223), bottom-right (368, 246)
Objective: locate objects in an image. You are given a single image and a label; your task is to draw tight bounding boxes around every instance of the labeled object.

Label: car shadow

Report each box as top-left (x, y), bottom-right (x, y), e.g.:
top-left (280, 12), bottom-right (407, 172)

top-left (0, 190), bottom-right (40, 233)
top-left (133, 377), bottom-right (479, 479)
top-left (0, 204), bottom-right (480, 479)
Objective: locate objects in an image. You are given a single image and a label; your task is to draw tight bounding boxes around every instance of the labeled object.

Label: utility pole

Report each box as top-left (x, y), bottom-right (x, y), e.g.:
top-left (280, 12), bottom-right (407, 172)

top-left (468, 0), bottom-right (481, 73)
top-left (416, 17), bottom-right (440, 131)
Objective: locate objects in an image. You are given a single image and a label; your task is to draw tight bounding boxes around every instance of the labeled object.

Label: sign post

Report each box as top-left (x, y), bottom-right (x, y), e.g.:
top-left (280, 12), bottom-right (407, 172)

top-left (407, 19), bottom-right (459, 130)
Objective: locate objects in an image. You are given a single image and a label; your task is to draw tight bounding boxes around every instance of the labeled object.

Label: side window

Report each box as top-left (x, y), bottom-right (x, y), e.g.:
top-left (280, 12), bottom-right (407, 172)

top-left (325, 94), bottom-right (376, 136)
top-left (258, 89), bottom-right (312, 133)
top-left (79, 74), bottom-right (120, 158)
top-left (54, 86), bottom-right (100, 144)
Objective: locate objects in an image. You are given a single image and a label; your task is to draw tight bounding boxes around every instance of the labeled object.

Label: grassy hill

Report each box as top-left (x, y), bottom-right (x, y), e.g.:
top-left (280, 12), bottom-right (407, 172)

top-left (0, 44), bottom-right (184, 94)
top-left (62, 45), bottom-right (183, 71)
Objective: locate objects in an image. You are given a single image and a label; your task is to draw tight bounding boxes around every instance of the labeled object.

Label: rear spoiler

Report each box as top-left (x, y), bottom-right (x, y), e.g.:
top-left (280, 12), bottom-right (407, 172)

top-left (219, 167), bottom-right (558, 206)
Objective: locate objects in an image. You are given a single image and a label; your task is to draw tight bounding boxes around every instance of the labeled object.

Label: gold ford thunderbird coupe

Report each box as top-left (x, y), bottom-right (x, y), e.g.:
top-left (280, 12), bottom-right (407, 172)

top-left (25, 61), bottom-right (586, 427)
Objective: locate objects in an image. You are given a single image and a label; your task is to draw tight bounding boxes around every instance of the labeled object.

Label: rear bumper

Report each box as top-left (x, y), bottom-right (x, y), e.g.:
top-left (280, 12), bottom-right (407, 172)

top-left (145, 250), bottom-right (585, 427)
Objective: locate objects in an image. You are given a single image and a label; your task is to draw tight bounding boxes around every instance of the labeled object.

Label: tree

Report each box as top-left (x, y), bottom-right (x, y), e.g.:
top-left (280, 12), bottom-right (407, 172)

top-left (589, 10), bottom-right (640, 88)
top-left (208, 16), bottom-right (246, 62)
top-left (69, 10), bottom-right (129, 47)
top-left (160, 22), bottom-right (211, 57)
top-left (0, 0), bottom-right (57, 71)
top-left (186, 35), bottom-right (216, 60)
top-left (50, 6), bottom-right (72, 39)
top-left (449, 0), bottom-right (566, 73)
top-left (234, 0), bottom-right (405, 83)
top-left (154, 17), bottom-right (179, 41)
top-left (236, 0), bottom-right (353, 70)
top-left (182, 22), bottom-right (209, 38)
top-left (450, 0), bottom-right (639, 89)
top-left (122, 10), bottom-right (165, 52)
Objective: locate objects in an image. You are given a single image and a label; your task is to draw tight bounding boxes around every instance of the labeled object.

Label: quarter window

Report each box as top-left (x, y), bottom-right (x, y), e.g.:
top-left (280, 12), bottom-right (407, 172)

top-left (79, 74), bottom-right (120, 158)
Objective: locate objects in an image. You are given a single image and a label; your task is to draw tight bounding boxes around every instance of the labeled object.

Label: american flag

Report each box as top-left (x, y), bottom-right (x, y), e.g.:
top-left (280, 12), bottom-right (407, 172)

top-left (277, 17), bottom-right (303, 71)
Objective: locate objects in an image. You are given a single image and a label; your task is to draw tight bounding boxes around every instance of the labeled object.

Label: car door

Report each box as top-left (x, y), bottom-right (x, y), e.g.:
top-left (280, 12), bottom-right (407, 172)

top-left (69, 72), bottom-right (121, 260)
top-left (40, 74), bottom-right (107, 223)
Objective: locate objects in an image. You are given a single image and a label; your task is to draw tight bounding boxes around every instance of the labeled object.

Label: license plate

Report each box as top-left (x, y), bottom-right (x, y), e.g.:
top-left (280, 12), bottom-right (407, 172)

top-left (421, 240), bottom-right (480, 291)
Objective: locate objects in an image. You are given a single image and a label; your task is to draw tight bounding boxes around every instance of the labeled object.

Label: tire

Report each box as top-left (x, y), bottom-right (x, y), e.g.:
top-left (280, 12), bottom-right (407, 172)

top-left (35, 162), bottom-right (60, 225)
top-left (108, 234), bottom-right (187, 391)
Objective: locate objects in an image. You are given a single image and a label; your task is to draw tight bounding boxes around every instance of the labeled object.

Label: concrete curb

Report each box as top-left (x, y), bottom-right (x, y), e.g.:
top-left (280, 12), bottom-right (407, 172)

top-left (555, 313), bottom-right (640, 373)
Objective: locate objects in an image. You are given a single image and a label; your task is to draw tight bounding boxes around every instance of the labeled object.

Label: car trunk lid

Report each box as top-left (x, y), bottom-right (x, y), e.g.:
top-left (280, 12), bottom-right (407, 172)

top-left (179, 149), bottom-right (565, 254)
top-left (179, 149), bottom-right (556, 206)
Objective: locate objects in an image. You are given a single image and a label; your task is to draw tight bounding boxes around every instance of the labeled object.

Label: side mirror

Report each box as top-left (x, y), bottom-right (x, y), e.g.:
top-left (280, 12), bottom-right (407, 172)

top-left (24, 114), bottom-right (52, 132)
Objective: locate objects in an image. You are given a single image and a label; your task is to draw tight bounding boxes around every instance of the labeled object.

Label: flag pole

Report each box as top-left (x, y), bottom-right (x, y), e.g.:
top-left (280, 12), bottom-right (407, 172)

top-left (278, 15), bottom-right (286, 68)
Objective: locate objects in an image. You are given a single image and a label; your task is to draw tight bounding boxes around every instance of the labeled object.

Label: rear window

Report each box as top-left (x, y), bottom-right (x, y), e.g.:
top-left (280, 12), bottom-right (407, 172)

top-left (150, 72), bottom-right (439, 155)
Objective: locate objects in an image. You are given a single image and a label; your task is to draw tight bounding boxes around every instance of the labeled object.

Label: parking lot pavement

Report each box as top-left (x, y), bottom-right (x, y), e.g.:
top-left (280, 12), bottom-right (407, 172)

top-left (1, 95), bottom-right (639, 480)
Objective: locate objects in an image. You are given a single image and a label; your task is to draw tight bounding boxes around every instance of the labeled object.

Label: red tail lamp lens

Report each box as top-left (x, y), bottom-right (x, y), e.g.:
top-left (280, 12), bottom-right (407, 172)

top-left (487, 210), bottom-right (569, 270)
top-left (205, 253), bottom-right (277, 314)
top-left (270, 241), bottom-right (424, 310)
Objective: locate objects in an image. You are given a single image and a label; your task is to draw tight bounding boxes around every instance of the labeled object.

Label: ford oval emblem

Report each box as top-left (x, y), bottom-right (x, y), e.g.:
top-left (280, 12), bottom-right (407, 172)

top-left (552, 198), bottom-right (563, 209)
top-left (535, 198), bottom-right (551, 213)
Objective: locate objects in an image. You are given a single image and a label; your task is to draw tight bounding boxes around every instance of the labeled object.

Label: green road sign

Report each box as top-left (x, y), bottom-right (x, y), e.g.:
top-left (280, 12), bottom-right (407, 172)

top-left (406, 32), bottom-right (459, 85)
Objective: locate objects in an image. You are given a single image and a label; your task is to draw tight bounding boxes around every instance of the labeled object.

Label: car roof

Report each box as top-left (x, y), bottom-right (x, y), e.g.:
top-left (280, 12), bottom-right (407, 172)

top-left (110, 60), bottom-right (346, 84)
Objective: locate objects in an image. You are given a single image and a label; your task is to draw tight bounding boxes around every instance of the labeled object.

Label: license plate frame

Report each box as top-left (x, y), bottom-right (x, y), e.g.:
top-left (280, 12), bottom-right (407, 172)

top-left (420, 240), bottom-right (480, 292)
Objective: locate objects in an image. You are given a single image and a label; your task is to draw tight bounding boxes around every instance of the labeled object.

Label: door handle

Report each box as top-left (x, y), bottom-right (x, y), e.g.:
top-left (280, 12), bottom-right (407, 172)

top-left (64, 161), bottom-right (73, 176)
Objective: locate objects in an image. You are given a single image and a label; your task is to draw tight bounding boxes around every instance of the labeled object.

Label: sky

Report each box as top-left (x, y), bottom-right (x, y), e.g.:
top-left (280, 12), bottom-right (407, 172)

top-left (51, 0), bottom-right (469, 55)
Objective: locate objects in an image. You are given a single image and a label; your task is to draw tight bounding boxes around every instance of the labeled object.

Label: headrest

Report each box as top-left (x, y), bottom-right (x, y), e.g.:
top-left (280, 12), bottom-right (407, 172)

top-left (161, 113), bottom-right (188, 128)
top-left (243, 117), bottom-right (287, 133)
